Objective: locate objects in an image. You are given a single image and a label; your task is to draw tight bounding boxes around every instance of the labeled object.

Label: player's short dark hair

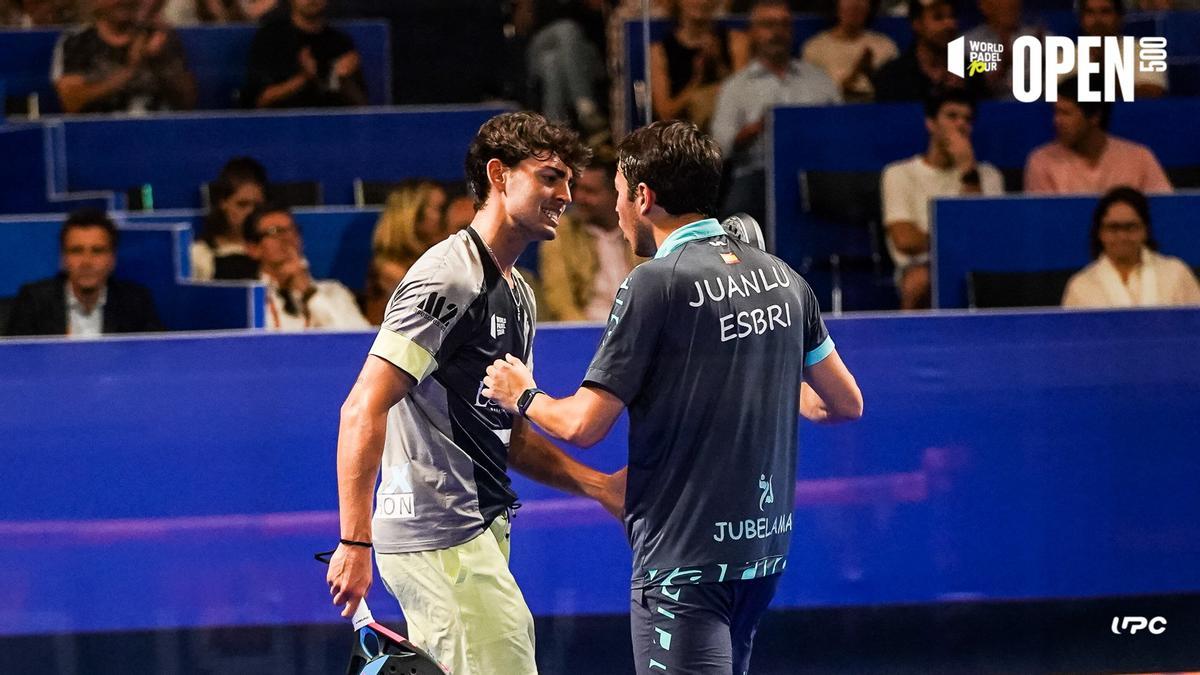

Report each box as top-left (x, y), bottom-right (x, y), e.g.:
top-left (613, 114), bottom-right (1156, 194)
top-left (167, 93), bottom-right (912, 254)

top-left (243, 200), bottom-right (293, 243)
top-left (924, 89), bottom-right (977, 119)
top-left (1089, 186), bottom-right (1156, 259)
top-left (1058, 77), bottom-right (1113, 130)
top-left (616, 120), bottom-right (723, 217)
top-left (60, 208), bottom-right (118, 250)
top-left (465, 111), bottom-right (592, 209)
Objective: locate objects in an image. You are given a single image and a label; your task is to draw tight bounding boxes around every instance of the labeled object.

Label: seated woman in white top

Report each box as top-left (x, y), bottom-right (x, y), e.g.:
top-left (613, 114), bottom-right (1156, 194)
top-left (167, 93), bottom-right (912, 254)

top-left (191, 157), bottom-right (267, 281)
top-left (801, 0), bottom-right (898, 103)
top-left (1063, 186), bottom-right (1200, 308)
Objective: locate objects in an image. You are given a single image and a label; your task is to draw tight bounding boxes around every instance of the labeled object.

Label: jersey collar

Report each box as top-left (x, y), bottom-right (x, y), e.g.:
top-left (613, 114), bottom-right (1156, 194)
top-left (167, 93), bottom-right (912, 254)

top-left (654, 218), bottom-right (724, 259)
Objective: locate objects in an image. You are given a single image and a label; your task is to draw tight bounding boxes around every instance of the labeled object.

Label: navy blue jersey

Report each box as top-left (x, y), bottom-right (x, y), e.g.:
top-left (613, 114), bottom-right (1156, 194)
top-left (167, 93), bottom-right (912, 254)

top-left (583, 219), bottom-right (833, 588)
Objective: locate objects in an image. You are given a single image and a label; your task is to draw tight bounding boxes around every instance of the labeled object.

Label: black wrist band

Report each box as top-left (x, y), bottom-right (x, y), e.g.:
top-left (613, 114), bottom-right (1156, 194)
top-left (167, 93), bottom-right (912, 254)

top-left (340, 538), bottom-right (372, 548)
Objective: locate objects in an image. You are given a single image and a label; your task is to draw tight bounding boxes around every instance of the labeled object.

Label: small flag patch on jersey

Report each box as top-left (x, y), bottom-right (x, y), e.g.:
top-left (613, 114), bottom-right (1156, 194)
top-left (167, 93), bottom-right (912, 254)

top-left (721, 252), bottom-right (741, 265)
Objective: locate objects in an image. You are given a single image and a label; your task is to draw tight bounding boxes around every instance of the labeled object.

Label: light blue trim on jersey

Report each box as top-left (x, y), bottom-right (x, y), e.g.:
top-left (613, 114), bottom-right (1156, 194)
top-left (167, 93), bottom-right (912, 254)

top-left (805, 337), bottom-right (835, 367)
top-left (654, 218), bottom-right (725, 259)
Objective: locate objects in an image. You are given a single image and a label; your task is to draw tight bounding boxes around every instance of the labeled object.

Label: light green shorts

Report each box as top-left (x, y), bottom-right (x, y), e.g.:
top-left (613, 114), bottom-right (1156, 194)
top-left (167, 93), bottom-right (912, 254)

top-left (376, 515), bottom-right (538, 675)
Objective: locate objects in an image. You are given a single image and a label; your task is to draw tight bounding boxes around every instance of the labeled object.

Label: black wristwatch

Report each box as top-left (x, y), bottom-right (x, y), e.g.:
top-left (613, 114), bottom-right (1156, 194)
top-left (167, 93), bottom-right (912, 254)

top-left (516, 387), bottom-right (545, 418)
top-left (960, 167), bottom-right (981, 186)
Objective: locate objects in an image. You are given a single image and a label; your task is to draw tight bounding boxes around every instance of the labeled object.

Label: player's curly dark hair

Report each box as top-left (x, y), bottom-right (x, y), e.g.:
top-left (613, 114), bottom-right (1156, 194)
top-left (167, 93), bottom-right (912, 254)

top-left (465, 111), bottom-right (592, 209)
top-left (616, 120), bottom-right (723, 217)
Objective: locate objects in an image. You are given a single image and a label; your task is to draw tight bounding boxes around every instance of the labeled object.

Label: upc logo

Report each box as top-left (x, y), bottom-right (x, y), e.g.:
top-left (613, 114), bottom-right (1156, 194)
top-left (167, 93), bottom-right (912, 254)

top-left (948, 35), bottom-right (1168, 102)
top-left (1111, 616), bottom-right (1166, 635)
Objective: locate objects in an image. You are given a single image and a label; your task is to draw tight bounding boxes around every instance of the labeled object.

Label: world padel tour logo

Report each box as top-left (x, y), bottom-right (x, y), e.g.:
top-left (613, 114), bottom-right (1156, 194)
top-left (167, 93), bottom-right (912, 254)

top-left (948, 35), bottom-right (1168, 102)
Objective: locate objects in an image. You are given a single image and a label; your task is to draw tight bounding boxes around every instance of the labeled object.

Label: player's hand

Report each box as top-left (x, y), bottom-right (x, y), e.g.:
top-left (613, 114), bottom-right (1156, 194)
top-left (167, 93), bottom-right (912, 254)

top-left (327, 542), bottom-right (372, 618)
top-left (482, 354), bottom-right (535, 415)
top-left (597, 466), bottom-right (627, 521)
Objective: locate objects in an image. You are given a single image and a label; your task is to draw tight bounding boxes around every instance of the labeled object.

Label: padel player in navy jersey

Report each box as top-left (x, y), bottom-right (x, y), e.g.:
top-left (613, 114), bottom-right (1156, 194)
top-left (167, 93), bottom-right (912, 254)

top-left (484, 120), bottom-right (864, 675)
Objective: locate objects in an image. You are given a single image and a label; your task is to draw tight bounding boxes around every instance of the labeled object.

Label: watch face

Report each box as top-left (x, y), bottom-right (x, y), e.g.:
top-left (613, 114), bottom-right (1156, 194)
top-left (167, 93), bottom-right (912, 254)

top-left (518, 388), bottom-right (540, 415)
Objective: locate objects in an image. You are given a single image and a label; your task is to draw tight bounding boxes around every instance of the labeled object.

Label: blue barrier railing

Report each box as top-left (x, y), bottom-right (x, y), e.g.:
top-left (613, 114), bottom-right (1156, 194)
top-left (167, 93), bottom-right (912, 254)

top-left (1, 308), bottom-right (1198, 634)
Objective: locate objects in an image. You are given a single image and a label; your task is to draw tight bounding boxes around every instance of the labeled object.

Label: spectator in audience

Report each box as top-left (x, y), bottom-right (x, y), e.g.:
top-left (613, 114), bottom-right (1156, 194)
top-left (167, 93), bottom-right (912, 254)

top-left (962, 0), bottom-right (1048, 100)
top-left (729, 0), bottom-right (838, 13)
top-left (142, 0), bottom-right (246, 24)
top-left (245, 202), bottom-right (369, 330)
top-left (237, 0), bottom-right (278, 20)
top-left (1024, 79), bottom-right (1171, 195)
top-left (191, 157), bottom-right (267, 281)
top-left (801, 0), bottom-right (898, 102)
top-left (372, 180), bottom-right (448, 267)
top-left (6, 209), bottom-right (163, 337)
top-left (243, 0), bottom-right (367, 109)
top-left (518, 0), bottom-right (611, 144)
top-left (881, 91), bottom-right (1004, 309)
top-left (1077, 0), bottom-right (1166, 99)
top-left (711, 0), bottom-right (840, 224)
top-left (650, 0), bottom-right (748, 127)
top-left (1063, 186), bottom-right (1200, 308)
top-left (3, 0), bottom-right (79, 26)
top-left (443, 187), bottom-right (477, 235)
top-left (52, 0), bottom-right (197, 113)
top-left (539, 161), bottom-right (639, 321)
top-left (361, 180), bottom-right (448, 324)
top-left (873, 0), bottom-right (987, 102)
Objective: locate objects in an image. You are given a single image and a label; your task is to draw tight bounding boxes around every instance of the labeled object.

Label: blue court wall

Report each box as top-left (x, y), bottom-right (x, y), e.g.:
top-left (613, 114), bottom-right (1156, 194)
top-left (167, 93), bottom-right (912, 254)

top-left (1, 309), bottom-right (1198, 635)
top-left (0, 21), bottom-right (392, 113)
top-left (0, 125), bottom-right (113, 215)
top-left (932, 193), bottom-right (1200, 308)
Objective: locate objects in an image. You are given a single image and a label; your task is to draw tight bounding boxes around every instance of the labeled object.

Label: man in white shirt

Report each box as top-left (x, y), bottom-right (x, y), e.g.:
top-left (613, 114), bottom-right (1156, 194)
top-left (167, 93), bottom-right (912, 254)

top-left (711, 0), bottom-right (841, 224)
top-left (244, 203), bottom-right (369, 331)
top-left (880, 91), bottom-right (1004, 309)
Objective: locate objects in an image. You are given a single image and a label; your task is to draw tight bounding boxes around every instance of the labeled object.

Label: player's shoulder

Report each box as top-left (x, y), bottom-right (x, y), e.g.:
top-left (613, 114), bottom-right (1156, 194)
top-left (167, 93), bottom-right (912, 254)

top-left (402, 229), bottom-right (486, 299)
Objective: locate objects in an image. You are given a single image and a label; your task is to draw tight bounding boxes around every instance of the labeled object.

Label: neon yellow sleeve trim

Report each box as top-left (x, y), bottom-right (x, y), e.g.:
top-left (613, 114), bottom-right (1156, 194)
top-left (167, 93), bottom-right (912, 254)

top-left (369, 329), bottom-right (437, 383)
